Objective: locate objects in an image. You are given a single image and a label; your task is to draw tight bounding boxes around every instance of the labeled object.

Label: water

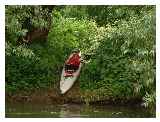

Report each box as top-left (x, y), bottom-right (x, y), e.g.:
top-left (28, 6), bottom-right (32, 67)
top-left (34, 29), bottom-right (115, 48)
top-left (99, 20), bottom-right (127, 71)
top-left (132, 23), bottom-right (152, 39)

top-left (6, 103), bottom-right (155, 118)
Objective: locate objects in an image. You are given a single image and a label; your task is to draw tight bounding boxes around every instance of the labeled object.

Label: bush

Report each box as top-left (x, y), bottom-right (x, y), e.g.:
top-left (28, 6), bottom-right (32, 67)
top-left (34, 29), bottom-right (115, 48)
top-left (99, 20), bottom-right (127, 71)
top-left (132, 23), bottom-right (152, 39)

top-left (79, 7), bottom-right (156, 105)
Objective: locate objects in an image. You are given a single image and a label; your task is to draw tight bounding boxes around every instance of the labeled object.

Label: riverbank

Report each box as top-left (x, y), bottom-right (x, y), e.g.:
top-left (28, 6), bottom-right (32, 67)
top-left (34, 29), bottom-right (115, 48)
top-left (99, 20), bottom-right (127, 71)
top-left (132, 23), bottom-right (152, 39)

top-left (6, 81), bottom-right (155, 118)
top-left (6, 80), bottom-right (143, 106)
top-left (6, 80), bottom-right (80, 104)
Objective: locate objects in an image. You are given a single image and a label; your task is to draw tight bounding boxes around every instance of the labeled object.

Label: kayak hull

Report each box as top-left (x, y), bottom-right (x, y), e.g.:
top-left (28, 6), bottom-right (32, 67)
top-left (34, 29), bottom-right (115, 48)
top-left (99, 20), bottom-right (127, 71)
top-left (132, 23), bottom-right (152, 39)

top-left (60, 63), bottom-right (82, 94)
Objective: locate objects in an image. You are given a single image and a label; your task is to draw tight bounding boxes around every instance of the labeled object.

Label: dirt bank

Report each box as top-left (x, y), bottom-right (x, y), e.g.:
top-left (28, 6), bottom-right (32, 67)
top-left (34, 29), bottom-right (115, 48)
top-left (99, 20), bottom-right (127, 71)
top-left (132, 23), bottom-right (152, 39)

top-left (6, 80), bottom-right (143, 106)
top-left (6, 80), bottom-right (81, 104)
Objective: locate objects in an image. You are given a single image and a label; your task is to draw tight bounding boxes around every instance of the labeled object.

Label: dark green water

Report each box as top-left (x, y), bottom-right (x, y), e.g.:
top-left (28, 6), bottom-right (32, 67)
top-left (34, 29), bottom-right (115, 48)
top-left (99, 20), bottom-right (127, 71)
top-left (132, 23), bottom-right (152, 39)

top-left (6, 103), bottom-right (155, 118)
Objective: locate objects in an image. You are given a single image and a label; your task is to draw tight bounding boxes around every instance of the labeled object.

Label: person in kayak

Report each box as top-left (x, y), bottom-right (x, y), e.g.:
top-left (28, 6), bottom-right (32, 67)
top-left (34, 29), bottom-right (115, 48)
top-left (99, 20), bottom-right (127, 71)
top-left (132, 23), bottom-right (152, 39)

top-left (64, 49), bottom-right (81, 76)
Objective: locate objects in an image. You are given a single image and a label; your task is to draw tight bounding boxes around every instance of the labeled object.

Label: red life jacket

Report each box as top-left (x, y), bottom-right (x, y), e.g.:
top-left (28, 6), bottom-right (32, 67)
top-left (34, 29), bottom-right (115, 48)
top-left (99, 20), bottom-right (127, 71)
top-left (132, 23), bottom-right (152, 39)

top-left (66, 53), bottom-right (80, 66)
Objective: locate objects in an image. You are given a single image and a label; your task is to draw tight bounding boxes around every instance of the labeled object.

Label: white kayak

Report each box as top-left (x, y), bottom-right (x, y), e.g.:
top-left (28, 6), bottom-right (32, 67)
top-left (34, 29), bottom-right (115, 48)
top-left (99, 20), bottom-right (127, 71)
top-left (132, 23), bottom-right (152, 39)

top-left (60, 63), bottom-right (82, 94)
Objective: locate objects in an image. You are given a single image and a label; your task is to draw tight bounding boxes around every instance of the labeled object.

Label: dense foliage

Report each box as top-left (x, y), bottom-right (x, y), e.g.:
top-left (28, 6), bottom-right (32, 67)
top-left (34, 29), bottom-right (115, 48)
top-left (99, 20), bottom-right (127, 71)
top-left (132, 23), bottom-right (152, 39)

top-left (5, 5), bottom-right (155, 111)
top-left (80, 7), bottom-right (155, 108)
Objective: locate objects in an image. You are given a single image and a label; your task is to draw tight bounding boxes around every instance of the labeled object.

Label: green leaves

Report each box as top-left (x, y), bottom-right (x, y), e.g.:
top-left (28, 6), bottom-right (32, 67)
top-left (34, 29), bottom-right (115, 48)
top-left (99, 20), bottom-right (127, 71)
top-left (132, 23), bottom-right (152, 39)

top-left (48, 13), bottom-right (105, 58)
top-left (5, 5), bottom-right (53, 45)
top-left (143, 91), bottom-right (156, 111)
top-left (79, 6), bottom-right (155, 108)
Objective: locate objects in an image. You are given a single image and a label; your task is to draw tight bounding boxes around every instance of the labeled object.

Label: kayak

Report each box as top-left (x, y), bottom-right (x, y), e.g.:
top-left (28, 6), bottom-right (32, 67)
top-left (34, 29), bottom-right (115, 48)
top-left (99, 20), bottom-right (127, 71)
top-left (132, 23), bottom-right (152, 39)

top-left (60, 62), bottom-right (82, 94)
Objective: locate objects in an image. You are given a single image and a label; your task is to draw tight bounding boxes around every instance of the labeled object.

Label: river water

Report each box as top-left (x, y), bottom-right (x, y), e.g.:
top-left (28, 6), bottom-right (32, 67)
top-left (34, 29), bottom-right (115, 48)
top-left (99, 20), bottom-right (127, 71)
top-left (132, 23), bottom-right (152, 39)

top-left (6, 103), bottom-right (155, 118)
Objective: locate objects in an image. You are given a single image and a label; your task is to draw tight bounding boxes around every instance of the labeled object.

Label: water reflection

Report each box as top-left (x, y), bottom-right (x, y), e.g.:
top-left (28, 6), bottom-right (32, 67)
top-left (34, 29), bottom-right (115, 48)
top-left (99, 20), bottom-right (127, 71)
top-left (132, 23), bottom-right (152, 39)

top-left (59, 104), bottom-right (81, 117)
top-left (6, 103), bottom-right (155, 118)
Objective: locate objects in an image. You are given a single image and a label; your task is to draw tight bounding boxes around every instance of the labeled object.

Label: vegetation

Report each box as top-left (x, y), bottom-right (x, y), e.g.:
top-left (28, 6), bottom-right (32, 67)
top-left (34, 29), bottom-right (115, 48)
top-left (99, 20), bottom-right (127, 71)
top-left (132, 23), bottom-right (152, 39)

top-left (5, 5), bottom-right (155, 112)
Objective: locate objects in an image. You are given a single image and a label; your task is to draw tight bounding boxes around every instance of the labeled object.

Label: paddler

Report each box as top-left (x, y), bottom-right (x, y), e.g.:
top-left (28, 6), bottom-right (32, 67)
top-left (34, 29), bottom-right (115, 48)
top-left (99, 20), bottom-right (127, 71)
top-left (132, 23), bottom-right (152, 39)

top-left (65, 49), bottom-right (81, 73)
